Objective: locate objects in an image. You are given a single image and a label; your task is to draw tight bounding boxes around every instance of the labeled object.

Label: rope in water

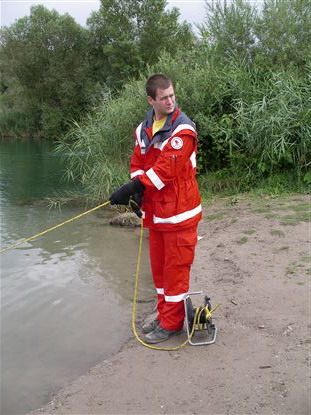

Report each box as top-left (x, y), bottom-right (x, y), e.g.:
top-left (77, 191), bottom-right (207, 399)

top-left (0, 201), bottom-right (219, 350)
top-left (0, 201), bottom-right (110, 254)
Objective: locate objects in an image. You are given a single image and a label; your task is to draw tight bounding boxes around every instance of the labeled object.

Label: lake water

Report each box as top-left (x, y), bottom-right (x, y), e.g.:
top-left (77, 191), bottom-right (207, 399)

top-left (0, 140), bottom-right (152, 415)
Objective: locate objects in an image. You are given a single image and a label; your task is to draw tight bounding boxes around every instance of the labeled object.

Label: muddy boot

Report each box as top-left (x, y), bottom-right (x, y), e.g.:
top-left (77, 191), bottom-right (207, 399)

top-left (144, 326), bottom-right (182, 344)
top-left (142, 319), bottom-right (159, 334)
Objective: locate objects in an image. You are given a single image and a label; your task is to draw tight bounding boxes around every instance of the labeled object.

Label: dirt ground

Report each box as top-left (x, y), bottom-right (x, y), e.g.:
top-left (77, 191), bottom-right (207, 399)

top-left (30, 194), bottom-right (310, 415)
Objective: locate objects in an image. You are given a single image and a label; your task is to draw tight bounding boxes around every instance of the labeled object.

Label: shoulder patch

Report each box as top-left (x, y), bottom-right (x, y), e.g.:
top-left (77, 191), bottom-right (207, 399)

top-left (171, 136), bottom-right (183, 150)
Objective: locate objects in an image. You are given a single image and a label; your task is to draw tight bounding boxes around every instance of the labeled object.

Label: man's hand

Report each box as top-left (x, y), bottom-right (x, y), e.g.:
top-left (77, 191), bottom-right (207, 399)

top-left (109, 178), bottom-right (144, 206)
top-left (129, 193), bottom-right (143, 218)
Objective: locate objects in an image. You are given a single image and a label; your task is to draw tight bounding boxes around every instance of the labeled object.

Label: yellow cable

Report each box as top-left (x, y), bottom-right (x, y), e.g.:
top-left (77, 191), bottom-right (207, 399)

top-left (1, 198), bottom-right (219, 350)
top-left (0, 201), bottom-right (110, 253)
top-left (197, 307), bottom-right (204, 331)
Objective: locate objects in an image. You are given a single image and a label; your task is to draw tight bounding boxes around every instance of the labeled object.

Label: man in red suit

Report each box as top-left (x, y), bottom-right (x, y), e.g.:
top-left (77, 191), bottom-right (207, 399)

top-left (110, 74), bottom-right (202, 343)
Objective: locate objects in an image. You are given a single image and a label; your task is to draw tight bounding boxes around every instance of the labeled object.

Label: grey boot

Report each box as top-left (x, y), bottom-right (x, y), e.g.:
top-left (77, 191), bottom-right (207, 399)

top-left (145, 326), bottom-right (183, 344)
top-left (142, 319), bottom-right (159, 334)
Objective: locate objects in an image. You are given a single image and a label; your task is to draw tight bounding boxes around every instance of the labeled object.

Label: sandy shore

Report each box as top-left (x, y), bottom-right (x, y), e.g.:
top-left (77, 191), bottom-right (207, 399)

top-left (30, 194), bottom-right (310, 415)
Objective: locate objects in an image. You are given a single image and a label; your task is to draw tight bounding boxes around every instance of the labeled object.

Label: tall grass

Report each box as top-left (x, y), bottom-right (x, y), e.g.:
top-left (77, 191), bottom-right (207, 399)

top-left (235, 70), bottom-right (311, 174)
top-left (0, 109), bottom-right (34, 137)
top-left (56, 83), bottom-right (148, 201)
top-left (56, 53), bottom-right (310, 201)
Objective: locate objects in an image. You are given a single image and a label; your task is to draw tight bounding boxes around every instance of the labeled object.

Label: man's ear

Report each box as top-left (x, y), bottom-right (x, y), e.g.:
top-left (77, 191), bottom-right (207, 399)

top-left (147, 95), bottom-right (155, 106)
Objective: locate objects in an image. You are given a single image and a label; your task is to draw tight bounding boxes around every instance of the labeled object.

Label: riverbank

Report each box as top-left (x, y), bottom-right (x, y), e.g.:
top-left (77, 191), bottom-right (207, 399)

top-left (30, 194), bottom-right (310, 415)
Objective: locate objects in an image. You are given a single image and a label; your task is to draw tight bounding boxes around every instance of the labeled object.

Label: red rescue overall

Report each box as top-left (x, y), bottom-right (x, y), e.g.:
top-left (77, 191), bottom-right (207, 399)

top-left (130, 107), bottom-right (202, 330)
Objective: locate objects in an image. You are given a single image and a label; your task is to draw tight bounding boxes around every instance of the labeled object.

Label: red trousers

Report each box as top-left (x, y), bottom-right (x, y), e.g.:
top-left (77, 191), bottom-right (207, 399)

top-left (148, 225), bottom-right (198, 330)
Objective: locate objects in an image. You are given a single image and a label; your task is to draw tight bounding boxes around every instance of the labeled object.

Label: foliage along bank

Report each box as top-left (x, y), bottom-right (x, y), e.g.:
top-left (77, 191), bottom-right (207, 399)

top-left (1, 0), bottom-right (310, 197)
top-left (58, 0), bottom-right (311, 199)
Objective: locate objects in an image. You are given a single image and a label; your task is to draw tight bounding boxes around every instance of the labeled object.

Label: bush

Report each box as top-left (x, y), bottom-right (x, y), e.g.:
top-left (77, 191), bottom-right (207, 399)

top-left (56, 82), bottom-right (148, 200)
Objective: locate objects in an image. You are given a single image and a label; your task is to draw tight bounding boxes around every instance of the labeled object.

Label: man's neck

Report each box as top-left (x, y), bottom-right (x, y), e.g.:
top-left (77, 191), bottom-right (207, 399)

top-left (154, 112), bottom-right (166, 121)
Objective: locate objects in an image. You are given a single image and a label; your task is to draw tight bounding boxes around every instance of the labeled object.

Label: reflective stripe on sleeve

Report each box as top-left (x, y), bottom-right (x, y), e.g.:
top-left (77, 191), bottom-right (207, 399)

top-left (130, 169), bottom-right (144, 178)
top-left (135, 123), bottom-right (143, 143)
top-left (153, 204), bottom-right (202, 224)
top-left (135, 123), bottom-right (146, 154)
top-left (165, 293), bottom-right (187, 302)
top-left (172, 124), bottom-right (196, 136)
top-left (190, 151), bottom-right (196, 168)
top-left (146, 168), bottom-right (165, 190)
top-left (156, 288), bottom-right (164, 295)
top-left (154, 126), bottom-right (196, 152)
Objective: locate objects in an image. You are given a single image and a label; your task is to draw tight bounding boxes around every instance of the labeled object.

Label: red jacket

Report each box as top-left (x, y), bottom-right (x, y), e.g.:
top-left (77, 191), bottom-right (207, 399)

top-left (130, 107), bottom-right (202, 231)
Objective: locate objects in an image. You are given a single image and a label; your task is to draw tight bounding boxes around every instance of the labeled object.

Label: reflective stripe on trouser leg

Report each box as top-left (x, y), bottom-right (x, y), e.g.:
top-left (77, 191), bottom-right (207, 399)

top-left (149, 226), bottom-right (198, 331)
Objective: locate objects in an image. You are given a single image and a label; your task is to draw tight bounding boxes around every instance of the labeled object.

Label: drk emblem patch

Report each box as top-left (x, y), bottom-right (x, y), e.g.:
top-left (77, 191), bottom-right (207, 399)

top-left (171, 137), bottom-right (183, 150)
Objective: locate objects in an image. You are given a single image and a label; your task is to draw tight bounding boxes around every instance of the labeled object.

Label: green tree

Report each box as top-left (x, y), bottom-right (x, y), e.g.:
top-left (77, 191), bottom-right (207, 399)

top-left (254, 0), bottom-right (311, 70)
top-left (87, 0), bottom-right (195, 89)
top-left (199, 0), bottom-right (257, 62)
top-left (0, 5), bottom-right (93, 139)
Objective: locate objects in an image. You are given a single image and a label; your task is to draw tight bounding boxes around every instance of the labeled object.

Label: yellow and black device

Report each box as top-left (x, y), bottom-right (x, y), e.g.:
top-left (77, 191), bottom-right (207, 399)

top-left (184, 291), bottom-right (218, 346)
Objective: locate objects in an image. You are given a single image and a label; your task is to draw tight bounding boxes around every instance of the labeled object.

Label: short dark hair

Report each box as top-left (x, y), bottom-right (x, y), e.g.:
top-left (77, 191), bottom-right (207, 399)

top-left (146, 74), bottom-right (173, 99)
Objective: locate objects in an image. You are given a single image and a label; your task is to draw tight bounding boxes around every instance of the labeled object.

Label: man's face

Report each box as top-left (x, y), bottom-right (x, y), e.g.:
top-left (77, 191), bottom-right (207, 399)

top-left (147, 85), bottom-right (176, 120)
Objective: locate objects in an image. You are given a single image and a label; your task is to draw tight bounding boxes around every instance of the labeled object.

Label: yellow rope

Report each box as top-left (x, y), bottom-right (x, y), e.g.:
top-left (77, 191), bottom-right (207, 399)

top-left (0, 201), bottom-right (110, 253)
top-left (1, 199), bottom-right (219, 350)
top-left (193, 304), bottom-right (221, 332)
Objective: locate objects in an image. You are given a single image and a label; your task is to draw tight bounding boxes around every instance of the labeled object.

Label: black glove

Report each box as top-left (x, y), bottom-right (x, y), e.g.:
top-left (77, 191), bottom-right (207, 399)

top-left (109, 178), bottom-right (145, 206)
top-left (130, 192), bottom-right (143, 218)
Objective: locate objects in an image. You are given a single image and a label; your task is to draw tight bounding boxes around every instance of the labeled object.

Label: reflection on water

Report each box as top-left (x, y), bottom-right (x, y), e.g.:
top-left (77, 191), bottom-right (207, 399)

top-left (0, 140), bottom-right (152, 414)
